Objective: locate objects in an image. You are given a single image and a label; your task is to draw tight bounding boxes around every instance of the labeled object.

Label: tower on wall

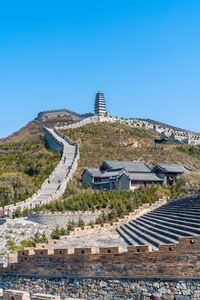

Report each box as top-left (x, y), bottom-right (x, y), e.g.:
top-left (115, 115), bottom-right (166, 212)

top-left (94, 91), bottom-right (106, 115)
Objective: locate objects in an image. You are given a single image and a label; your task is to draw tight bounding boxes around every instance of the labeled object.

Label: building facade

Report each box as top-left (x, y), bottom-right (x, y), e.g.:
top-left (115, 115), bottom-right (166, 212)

top-left (82, 160), bottom-right (191, 191)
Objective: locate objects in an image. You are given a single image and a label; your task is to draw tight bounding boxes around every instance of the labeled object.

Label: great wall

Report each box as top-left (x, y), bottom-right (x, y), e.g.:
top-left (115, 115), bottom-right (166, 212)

top-left (1, 112), bottom-right (200, 298)
top-left (0, 127), bottom-right (79, 214)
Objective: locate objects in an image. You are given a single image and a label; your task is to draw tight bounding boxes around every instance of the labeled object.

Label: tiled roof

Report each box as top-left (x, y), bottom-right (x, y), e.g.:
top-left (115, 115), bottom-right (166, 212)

top-left (85, 168), bottom-right (123, 178)
top-left (100, 169), bottom-right (123, 178)
top-left (153, 164), bottom-right (192, 174)
top-left (85, 168), bottom-right (102, 177)
top-left (102, 160), bottom-right (151, 173)
top-left (125, 172), bottom-right (164, 181)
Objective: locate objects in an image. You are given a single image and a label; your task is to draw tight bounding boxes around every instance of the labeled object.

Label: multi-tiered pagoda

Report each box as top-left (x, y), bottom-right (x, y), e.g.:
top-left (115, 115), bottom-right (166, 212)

top-left (94, 92), bottom-right (106, 115)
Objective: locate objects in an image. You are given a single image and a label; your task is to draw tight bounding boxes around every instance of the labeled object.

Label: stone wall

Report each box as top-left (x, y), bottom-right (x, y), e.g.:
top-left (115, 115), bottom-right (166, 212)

top-left (27, 212), bottom-right (101, 229)
top-left (0, 127), bottom-right (79, 214)
top-left (0, 276), bottom-right (200, 299)
top-left (56, 115), bottom-right (200, 145)
top-left (1, 236), bottom-right (200, 280)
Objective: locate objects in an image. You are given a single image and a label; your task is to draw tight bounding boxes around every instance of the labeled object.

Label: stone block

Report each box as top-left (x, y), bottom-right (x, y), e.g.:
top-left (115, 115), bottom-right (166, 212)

top-left (34, 249), bottom-right (52, 257)
top-left (128, 245), bottom-right (152, 253)
top-left (8, 253), bottom-right (18, 263)
top-left (31, 294), bottom-right (60, 300)
top-left (54, 248), bottom-right (73, 256)
top-left (91, 224), bottom-right (100, 229)
top-left (179, 236), bottom-right (200, 246)
top-left (3, 290), bottom-right (30, 300)
top-left (47, 240), bottom-right (58, 246)
top-left (35, 243), bottom-right (48, 249)
top-left (74, 247), bottom-right (96, 255)
top-left (159, 244), bottom-right (178, 252)
top-left (99, 246), bottom-right (123, 254)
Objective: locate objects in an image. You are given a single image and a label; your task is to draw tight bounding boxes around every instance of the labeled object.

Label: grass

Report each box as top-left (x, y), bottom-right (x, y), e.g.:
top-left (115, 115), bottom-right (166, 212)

top-left (0, 121), bottom-right (61, 206)
top-left (60, 122), bottom-right (200, 179)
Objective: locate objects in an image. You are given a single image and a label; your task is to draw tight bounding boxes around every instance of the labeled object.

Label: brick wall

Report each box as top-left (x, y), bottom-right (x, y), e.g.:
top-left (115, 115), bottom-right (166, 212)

top-left (0, 236), bottom-right (200, 279)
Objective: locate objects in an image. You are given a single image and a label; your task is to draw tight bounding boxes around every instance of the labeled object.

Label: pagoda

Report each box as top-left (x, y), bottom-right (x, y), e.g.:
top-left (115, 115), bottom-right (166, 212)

top-left (94, 91), bottom-right (106, 115)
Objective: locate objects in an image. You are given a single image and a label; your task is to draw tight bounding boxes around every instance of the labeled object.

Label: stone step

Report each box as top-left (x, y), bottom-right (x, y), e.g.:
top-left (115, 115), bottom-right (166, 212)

top-left (156, 208), bottom-right (200, 217)
top-left (116, 228), bottom-right (137, 246)
top-left (124, 223), bottom-right (164, 248)
top-left (129, 220), bottom-right (178, 244)
top-left (140, 215), bottom-right (200, 237)
top-left (149, 210), bottom-right (200, 223)
top-left (119, 225), bottom-right (147, 246)
top-left (133, 218), bottom-right (180, 240)
top-left (154, 208), bottom-right (200, 219)
top-left (143, 215), bottom-right (200, 234)
top-left (148, 212), bottom-right (200, 227)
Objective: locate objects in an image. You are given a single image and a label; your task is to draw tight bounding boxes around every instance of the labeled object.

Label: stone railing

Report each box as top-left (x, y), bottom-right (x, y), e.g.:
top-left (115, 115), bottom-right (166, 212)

top-left (0, 128), bottom-right (79, 214)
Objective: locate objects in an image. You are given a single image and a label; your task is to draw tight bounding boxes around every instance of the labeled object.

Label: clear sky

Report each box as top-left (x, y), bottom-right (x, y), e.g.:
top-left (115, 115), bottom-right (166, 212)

top-left (0, 0), bottom-right (200, 138)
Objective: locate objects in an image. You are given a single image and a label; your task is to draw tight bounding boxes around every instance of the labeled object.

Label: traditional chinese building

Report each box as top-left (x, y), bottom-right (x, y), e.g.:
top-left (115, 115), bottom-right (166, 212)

top-left (82, 160), bottom-right (191, 190)
top-left (151, 163), bottom-right (191, 186)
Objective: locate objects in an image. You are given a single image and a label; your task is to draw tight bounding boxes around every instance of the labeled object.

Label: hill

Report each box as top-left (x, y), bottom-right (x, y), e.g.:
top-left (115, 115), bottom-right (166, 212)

top-left (0, 120), bottom-right (61, 207)
top-left (1, 119), bottom-right (200, 209)
top-left (60, 122), bottom-right (200, 180)
top-left (0, 120), bottom-right (42, 144)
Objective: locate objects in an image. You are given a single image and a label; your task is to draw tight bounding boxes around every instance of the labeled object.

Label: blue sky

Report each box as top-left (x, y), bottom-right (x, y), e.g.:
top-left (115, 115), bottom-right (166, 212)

top-left (0, 0), bottom-right (200, 138)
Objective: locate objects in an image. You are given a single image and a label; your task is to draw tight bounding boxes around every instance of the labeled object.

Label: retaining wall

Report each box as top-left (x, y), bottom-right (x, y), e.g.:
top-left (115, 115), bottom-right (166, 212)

top-left (1, 278), bottom-right (200, 299)
top-left (27, 212), bottom-right (101, 229)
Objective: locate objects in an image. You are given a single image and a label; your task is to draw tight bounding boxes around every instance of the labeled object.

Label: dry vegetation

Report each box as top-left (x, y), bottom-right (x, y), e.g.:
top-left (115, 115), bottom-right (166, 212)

top-left (176, 171), bottom-right (200, 193)
top-left (60, 122), bottom-right (200, 179)
top-left (0, 120), bottom-right (61, 206)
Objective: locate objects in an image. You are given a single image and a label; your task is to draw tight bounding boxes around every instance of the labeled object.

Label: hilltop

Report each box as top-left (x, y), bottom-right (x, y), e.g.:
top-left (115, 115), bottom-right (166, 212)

top-left (60, 122), bottom-right (200, 180)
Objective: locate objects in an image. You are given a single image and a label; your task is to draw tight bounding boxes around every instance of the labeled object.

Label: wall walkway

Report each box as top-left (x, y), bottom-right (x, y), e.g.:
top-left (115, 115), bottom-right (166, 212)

top-left (0, 127), bottom-right (79, 214)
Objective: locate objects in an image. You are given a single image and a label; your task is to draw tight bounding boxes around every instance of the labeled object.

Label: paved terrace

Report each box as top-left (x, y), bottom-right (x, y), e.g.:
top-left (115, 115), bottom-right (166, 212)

top-left (31, 195), bottom-right (200, 252)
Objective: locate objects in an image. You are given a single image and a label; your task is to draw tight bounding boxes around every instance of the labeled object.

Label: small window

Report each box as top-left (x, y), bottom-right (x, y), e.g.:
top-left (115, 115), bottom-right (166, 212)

top-left (42, 245), bottom-right (44, 248)
top-left (54, 241), bottom-right (56, 244)
top-left (22, 252), bottom-right (25, 255)
top-left (81, 250), bottom-right (84, 254)
top-left (60, 251), bottom-right (62, 254)
top-left (11, 297), bottom-right (14, 300)
top-left (137, 249), bottom-right (140, 253)
top-left (40, 251), bottom-right (43, 255)
top-left (107, 250), bottom-right (111, 253)
top-left (169, 247), bottom-right (173, 251)
top-left (190, 239), bottom-right (194, 244)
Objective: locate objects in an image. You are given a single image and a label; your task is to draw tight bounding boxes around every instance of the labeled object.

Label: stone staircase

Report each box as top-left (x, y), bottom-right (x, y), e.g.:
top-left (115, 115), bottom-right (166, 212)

top-left (117, 196), bottom-right (200, 249)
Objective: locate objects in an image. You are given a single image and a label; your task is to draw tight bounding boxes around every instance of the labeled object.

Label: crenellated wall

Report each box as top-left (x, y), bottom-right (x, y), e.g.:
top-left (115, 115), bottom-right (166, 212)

top-left (56, 115), bottom-right (200, 145)
top-left (1, 236), bottom-right (200, 279)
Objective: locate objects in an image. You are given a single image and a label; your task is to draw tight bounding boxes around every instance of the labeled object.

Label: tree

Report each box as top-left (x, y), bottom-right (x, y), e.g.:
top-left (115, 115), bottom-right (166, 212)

top-left (77, 216), bottom-right (85, 227)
